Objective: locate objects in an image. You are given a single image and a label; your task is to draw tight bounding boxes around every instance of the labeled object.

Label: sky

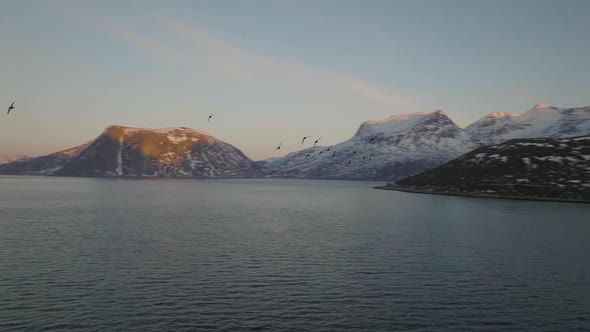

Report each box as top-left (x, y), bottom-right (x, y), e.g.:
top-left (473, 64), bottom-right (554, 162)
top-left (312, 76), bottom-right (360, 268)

top-left (1, 0), bottom-right (589, 160)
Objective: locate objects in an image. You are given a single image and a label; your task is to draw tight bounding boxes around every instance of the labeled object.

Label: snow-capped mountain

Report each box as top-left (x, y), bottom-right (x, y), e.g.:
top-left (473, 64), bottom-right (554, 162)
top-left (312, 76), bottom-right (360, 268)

top-left (262, 110), bottom-right (477, 180)
top-left (0, 126), bottom-right (260, 177)
top-left (392, 135), bottom-right (590, 201)
top-left (0, 143), bottom-right (91, 175)
top-left (466, 103), bottom-right (590, 146)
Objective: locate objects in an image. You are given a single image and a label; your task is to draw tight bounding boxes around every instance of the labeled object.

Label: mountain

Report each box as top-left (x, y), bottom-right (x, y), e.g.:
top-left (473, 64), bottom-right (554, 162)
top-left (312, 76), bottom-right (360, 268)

top-left (0, 126), bottom-right (260, 177)
top-left (262, 110), bottom-right (477, 180)
top-left (0, 155), bottom-right (30, 165)
top-left (0, 143), bottom-right (90, 175)
top-left (385, 136), bottom-right (590, 202)
top-left (466, 104), bottom-right (590, 146)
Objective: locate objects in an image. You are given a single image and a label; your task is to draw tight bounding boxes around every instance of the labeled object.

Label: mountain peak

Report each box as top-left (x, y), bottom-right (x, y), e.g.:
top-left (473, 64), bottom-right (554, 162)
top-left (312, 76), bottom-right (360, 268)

top-left (355, 112), bottom-right (429, 136)
top-left (102, 125), bottom-right (212, 139)
top-left (466, 104), bottom-right (590, 146)
top-left (51, 125), bottom-right (257, 177)
top-left (531, 102), bottom-right (554, 110)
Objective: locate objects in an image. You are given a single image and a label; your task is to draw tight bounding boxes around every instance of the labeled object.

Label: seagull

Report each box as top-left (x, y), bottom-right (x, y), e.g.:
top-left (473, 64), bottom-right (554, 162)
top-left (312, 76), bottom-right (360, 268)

top-left (208, 114), bottom-right (214, 123)
top-left (301, 136), bottom-right (308, 144)
top-left (274, 142), bottom-right (282, 151)
top-left (7, 102), bottom-right (15, 115)
top-left (313, 137), bottom-right (321, 148)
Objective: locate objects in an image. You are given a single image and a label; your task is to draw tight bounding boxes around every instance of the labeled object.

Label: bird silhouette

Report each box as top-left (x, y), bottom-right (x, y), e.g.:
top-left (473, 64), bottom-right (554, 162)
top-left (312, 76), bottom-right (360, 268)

top-left (332, 151), bottom-right (336, 158)
top-left (7, 102), bottom-right (15, 115)
top-left (363, 156), bottom-right (367, 160)
top-left (301, 136), bottom-right (308, 144)
top-left (327, 145), bottom-right (332, 151)
top-left (305, 153), bottom-right (310, 158)
top-left (274, 142), bottom-right (282, 151)
top-left (208, 114), bottom-right (214, 123)
top-left (369, 137), bottom-right (375, 143)
top-left (369, 154), bottom-right (374, 160)
top-left (313, 137), bottom-right (321, 147)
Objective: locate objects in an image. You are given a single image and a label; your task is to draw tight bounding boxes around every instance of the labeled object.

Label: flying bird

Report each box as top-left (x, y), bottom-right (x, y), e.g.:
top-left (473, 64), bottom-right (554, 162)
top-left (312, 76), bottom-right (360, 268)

top-left (208, 114), bottom-right (214, 123)
top-left (274, 142), bottom-right (282, 151)
top-left (313, 137), bottom-right (321, 148)
top-left (301, 136), bottom-right (308, 144)
top-left (7, 102), bottom-right (15, 115)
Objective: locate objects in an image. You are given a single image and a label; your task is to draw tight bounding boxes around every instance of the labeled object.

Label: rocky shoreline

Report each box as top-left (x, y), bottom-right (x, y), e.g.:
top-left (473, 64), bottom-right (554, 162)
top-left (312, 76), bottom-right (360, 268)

top-left (374, 185), bottom-right (590, 204)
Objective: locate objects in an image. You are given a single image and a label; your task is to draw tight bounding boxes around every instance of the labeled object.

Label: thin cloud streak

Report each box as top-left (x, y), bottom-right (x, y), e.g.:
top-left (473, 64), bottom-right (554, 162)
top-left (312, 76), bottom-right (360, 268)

top-left (160, 17), bottom-right (412, 110)
top-left (89, 12), bottom-right (412, 110)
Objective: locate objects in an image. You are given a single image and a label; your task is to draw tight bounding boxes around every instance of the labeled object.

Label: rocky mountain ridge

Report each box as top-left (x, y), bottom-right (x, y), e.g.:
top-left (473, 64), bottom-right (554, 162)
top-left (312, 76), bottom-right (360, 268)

top-left (0, 126), bottom-right (260, 178)
top-left (262, 110), bottom-right (477, 180)
top-left (387, 136), bottom-right (590, 202)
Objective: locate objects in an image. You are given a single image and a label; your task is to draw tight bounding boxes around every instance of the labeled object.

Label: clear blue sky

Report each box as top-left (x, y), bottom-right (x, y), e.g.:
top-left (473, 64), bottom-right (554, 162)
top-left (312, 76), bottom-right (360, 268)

top-left (1, 0), bottom-right (589, 160)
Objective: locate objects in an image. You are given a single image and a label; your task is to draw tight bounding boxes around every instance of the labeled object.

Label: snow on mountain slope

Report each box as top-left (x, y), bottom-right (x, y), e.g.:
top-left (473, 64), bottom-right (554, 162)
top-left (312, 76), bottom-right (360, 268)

top-left (54, 125), bottom-right (260, 177)
top-left (466, 104), bottom-right (590, 145)
top-left (355, 112), bottom-right (430, 136)
top-left (262, 110), bottom-right (477, 180)
top-left (0, 142), bottom-right (91, 175)
top-left (393, 135), bottom-right (590, 201)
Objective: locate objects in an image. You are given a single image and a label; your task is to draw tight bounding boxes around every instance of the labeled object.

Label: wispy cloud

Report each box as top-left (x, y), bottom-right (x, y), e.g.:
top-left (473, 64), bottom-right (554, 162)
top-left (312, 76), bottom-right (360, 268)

top-left (89, 13), bottom-right (412, 110)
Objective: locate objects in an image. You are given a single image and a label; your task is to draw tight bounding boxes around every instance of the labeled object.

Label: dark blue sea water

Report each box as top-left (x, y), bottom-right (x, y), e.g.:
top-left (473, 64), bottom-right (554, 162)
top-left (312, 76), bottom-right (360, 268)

top-left (1, 176), bottom-right (589, 331)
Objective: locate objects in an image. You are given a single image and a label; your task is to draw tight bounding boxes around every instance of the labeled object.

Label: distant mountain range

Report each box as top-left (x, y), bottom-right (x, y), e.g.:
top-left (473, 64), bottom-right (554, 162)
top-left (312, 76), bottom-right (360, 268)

top-left (0, 126), bottom-right (259, 177)
top-left (1, 103), bottom-right (588, 180)
top-left (261, 110), bottom-right (476, 180)
top-left (385, 135), bottom-right (590, 202)
top-left (263, 103), bottom-right (590, 180)
top-left (466, 103), bottom-right (590, 146)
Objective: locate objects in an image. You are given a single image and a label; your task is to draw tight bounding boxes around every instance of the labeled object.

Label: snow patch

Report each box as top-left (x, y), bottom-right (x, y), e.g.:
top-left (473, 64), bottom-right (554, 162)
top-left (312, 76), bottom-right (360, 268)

top-left (534, 156), bottom-right (564, 163)
top-left (116, 135), bottom-right (123, 175)
top-left (531, 102), bottom-right (553, 110)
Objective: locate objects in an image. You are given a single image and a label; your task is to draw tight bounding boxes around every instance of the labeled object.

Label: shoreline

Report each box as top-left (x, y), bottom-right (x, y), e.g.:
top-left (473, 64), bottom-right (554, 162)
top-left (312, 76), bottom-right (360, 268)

top-left (374, 185), bottom-right (590, 204)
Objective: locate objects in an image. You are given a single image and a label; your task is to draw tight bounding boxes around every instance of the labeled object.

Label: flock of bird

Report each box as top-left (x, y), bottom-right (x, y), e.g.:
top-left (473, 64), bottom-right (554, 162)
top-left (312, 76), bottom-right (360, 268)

top-left (205, 111), bottom-right (376, 166)
top-left (273, 129), bottom-right (376, 166)
top-left (6, 105), bottom-right (376, 166)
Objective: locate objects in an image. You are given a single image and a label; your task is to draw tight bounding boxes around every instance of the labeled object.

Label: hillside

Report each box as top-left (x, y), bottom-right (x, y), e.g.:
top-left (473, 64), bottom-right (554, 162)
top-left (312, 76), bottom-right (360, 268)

top-left (0, 126), bottom-right (260, 178)
top-left (466, 104), bottom-right (590, 146)
top-left (262, 110), bottom-right (476, 180)
top-left (382, 136), bottom-right (590, 202)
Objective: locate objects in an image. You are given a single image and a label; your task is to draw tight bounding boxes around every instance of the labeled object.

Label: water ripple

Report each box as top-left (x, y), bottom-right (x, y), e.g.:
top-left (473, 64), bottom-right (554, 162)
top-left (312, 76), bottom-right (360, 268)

top-left (0, 177), bottom-right (589, 331)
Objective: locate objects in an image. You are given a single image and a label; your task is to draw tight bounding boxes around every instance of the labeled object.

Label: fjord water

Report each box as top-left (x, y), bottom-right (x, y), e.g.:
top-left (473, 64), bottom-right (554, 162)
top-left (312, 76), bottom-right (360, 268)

top-left (1, 177), bottom-right (589, 331)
